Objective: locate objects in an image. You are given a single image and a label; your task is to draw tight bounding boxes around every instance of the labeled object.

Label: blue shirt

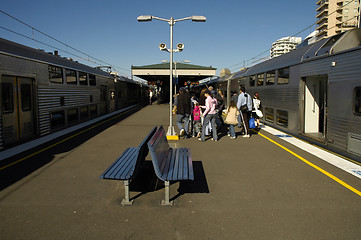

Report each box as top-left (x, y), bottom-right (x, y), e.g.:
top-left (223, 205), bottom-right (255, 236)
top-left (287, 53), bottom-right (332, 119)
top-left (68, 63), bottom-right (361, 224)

top-left (237, 92), bottom-right (252, 111)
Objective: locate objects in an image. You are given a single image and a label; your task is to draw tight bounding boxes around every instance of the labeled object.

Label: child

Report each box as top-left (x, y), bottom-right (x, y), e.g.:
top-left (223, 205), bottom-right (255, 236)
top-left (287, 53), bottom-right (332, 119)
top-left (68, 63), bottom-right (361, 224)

top-left (192, 102), bottom-right (202, 138)
top-left (224, 101), bottom-right (239, 139)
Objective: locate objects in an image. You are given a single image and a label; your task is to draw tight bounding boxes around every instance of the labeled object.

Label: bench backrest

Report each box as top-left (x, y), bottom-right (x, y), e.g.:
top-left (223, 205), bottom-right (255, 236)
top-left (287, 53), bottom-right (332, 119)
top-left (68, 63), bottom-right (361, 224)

top-left (147, 125), bottom-right (171, 181)
top-left (133, 126), bottom-right (157, 176)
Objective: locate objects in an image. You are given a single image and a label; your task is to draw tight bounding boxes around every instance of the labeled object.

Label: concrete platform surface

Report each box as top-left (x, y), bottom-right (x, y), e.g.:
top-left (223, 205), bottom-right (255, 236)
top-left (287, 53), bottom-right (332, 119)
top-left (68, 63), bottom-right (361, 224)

top-left (1, 104), bottom-right (361, 240)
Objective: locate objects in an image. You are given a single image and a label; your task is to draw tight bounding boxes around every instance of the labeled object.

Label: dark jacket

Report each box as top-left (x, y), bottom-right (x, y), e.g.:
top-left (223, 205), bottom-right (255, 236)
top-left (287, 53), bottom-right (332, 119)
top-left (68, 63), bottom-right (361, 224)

top-left (199, 94), bottom-right (206, 106)
top-left (176, 92), bottom-right (191, 115)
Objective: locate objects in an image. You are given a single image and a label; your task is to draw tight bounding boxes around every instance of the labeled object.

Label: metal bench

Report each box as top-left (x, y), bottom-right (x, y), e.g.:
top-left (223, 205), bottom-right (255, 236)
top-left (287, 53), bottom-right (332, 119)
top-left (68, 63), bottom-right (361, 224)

top-left (147, 125), bottom-right (194, 205)
top-left (99, 126), bottom-right (157, 206)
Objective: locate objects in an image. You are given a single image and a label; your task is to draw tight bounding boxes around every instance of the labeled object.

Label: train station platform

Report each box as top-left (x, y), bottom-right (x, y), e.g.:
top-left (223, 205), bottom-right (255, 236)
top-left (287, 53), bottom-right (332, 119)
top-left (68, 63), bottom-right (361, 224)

top-left (0, 104), bottom-right (361, 240)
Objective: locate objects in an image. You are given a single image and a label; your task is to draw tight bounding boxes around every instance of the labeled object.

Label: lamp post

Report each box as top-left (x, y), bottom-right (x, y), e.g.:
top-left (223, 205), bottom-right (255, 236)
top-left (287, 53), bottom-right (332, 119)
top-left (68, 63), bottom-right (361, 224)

top-left (162, 60), bottom-right (190, 94)
top-left (137, 15), bottom-right (206, 138)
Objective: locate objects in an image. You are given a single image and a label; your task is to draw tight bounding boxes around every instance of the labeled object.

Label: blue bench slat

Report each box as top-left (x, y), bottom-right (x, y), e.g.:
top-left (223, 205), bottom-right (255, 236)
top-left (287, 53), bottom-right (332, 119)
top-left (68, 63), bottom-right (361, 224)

top-left (178, 148), bottom-right (184, 180)
top-left (172, 148), bottom-right (181, 181)
top-left (117, 149), bottom-right (140, 179)
top-left (100, 147), bottom-right (137, 179)
top-left (183, 148), bottom-right (189, 179)
top-left (100, 126), bottom-right (158, 205)
top-left (182, 149), bottom-right (188, 180)
top-left (108, 148), bottom-right (138, 179)
top-left (100, 147), bottom-right (132, 178)
top-left (167, 148), bottom-right (177, 181)
top-left (161, 149), bottom-right (172, 181)
top-left (148, 126), bottom-right (194, 182)
top-left (100, 126), bottom-right (157, 181)
top-left (158, 148), bottom-right (170, 177)
top-left (187, 148), bottom-right (194, 180)
top-left (178, 148), bottom-right (185, 180)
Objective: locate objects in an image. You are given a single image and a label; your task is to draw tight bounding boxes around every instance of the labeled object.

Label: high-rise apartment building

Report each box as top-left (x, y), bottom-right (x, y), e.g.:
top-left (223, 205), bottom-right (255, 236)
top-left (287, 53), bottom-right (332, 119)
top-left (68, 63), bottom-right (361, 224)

top-left (270, 37), bottom-right (302, 58)
top-left (316, 0), bottom-right (360, 39)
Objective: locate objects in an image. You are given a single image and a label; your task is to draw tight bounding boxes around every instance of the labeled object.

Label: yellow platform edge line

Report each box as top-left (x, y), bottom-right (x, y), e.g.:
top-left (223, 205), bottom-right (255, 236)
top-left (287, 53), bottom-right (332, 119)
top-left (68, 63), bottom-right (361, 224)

top-left (257, 131), bottom-right (361, 197)
top-left (0, 108), bottom-right (135, 171)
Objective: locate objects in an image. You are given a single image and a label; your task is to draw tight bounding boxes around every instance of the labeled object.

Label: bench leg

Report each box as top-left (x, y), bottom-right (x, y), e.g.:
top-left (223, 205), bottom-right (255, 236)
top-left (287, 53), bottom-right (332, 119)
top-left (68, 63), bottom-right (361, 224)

top-left (121, 180), bottom-right (134, 206)
top-left (161, 181), bottom-right (174, 206)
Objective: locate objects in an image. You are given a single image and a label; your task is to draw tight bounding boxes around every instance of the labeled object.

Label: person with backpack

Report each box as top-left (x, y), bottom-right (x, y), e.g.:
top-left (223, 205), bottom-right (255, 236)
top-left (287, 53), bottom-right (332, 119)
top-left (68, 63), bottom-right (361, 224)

top-left (174, 87), bottom-right (192, 138)
top-left (237, 86), bottom-right (253, 137)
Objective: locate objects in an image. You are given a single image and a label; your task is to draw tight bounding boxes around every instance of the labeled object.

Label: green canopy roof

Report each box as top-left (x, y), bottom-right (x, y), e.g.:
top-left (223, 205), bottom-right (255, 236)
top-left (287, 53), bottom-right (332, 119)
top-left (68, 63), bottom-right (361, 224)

top-left (131, 62), bottom-right (216, 83)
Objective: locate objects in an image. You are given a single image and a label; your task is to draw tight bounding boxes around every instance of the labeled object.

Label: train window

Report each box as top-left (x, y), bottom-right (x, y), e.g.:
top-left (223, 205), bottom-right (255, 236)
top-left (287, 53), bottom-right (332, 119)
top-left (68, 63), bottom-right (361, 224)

top-left (276, 110), bottom-right (288, 127)
top-left (90, 105), bottom-right (97, 116)
top-left (21, 84), bottom-right (32, 111)
top-left (67, 108), bottom-right (78, 123)
top-left (278, 68), bottom-right (289, 84)
top-left (89, 74), bottom-right (96, 86)
top-left (79, 72), bottom-right (88, 85)
top-left (257, 74), bottom-right (264, 86)
top-left (49, 66), bottom-right (63, 83)
top-left (1, 83), bottom-right (14, 113)
top-left (354, 87), bottom-right (361, 115)
top-left (66, 69), bottom-right (77, 84)
top-left (265, 107), bottom-right (274, 123)
top-left (50, 111), bottom-right (65, 129)
top-left (250, 75), bottom-right (256, 86)
top-left (80, 106), bottom-right (88, 120)
top-left (266, 71), bottom-right (275, 85)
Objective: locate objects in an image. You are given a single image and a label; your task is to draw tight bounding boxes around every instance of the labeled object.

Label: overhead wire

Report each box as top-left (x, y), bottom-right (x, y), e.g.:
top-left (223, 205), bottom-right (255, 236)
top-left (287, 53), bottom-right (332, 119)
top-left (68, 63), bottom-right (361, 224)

top-left (225, 0), bottom-right (358, 72)
top-left (0, 9), bottom-right (130, 75)
top-left (0, 25), bottom-right (89, 61)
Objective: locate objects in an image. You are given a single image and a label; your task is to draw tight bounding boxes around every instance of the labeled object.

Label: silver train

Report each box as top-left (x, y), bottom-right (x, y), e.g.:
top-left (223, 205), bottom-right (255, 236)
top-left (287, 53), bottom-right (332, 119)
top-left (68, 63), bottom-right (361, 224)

top-left (0, 37), bottom-right (147, 151)
top-left (212, 28), bottom-right (361, 162)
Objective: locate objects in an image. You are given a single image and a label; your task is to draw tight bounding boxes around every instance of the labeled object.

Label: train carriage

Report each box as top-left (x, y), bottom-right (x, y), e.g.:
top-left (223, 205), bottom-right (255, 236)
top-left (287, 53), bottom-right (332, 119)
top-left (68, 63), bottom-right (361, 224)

top-left (0, 38), bottom-right (144, 151)
top-left (216, 28), bottom-right (361, 162)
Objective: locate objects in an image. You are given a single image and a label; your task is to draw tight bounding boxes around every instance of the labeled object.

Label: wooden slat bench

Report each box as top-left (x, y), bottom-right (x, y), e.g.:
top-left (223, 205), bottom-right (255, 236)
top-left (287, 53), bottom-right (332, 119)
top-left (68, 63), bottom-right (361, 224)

top-left (99, 126), bottom-right (157, 205)
top-left (147, 125), bottom-right (194, 205)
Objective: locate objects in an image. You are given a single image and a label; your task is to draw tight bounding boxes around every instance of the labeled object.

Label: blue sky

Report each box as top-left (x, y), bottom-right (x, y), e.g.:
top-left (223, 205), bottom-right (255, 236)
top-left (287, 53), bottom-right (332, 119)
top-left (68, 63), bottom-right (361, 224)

top-left (1, 0), bottom-right (316, 77)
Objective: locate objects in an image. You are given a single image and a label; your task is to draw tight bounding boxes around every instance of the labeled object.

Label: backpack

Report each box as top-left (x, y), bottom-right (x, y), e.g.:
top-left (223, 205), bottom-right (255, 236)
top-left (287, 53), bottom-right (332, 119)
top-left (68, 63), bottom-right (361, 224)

top-left (246, 93), bottom-right (253, 111)
top-left (239, 93), bottom-right (252, 112)
top-left (214, 93), bottom-right (223, 110)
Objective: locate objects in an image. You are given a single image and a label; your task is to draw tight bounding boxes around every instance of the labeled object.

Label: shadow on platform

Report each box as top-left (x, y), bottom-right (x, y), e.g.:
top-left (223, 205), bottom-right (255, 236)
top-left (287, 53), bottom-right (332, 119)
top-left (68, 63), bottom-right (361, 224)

top-left (129, 161), bottom-right (209, 202)
top-left (0, 107), bottom-right (141, 192)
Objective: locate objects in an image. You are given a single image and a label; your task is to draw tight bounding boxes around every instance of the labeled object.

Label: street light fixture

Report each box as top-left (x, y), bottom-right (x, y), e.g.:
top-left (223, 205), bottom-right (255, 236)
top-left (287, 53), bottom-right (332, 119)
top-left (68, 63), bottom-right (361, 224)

top-left (137, 15), bottom-right (206, 138)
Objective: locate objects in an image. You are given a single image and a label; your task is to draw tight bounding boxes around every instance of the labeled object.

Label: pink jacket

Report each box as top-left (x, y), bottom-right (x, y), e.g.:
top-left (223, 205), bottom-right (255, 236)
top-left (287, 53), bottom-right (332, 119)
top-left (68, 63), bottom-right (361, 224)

top-left (193, 106), bottom-right (201, 121)
top-left (202, 96), bottom-right (217, 116)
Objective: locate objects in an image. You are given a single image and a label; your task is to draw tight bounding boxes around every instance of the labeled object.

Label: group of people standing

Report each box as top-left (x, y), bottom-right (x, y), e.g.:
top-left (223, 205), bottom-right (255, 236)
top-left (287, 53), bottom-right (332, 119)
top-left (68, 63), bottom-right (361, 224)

top-left (173, 85), bottom-right (262, 142)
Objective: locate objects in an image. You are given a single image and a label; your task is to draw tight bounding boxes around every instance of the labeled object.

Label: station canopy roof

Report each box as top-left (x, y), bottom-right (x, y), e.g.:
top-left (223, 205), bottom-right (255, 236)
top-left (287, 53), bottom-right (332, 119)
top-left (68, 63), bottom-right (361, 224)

top-left (131, 62), bottom-right (216, 83)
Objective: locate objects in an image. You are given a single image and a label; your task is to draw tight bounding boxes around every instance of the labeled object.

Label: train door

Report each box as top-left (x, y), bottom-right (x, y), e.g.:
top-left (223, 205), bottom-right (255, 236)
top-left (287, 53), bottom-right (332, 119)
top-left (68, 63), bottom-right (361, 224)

top-left (109, 89), bottom-right (115, 112)
top-left (303, 75), bottom-right (327, 140)
top-left (99, 85), bottom-right (107, 114)
top-left (1, 75), bottom-right (35, 146)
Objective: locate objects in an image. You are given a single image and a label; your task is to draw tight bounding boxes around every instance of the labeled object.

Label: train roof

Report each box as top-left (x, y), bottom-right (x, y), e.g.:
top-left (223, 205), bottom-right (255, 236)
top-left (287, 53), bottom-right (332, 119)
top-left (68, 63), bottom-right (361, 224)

top-left (0, 37), bottom-right (113, 79)
top-left (230, 68), bottom-right (248, 80)
top-left (231, 28), bottom-right (361, 78)
top-left (243, 38), bottom-right (327, 76)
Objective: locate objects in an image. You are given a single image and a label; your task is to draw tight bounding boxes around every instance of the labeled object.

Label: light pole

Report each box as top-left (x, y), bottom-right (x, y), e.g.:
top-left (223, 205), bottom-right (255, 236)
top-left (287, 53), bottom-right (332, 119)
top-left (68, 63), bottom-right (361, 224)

top-left (137, 15), bottom-right (206, 138)
top-left (162, 60), bottom-right (190, 94)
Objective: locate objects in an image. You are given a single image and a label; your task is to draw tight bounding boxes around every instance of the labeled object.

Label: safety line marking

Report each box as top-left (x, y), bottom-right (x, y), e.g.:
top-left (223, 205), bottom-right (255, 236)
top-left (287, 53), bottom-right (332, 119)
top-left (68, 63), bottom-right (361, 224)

top-left (0, 107), bottom-right (136, 171)
top-left (262, 126), bottom-right (361, 178)
top-left (257, 131), bottom-right (361, 197)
